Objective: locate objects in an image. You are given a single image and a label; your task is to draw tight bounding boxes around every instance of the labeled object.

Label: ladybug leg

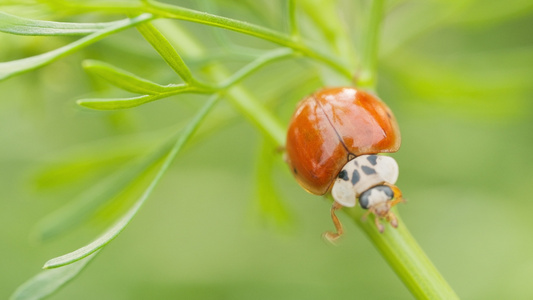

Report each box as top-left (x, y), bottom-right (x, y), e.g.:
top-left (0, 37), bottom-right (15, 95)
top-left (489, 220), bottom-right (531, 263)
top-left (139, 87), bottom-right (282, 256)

top-left (384, 201), bottom-right (402, 229)
top-left (374, 214), bottom-right (385, 233)
top-left (386, 211), bottom-right (399, 228)
top-left (361, 209), bottom-right (372, 222)
top-left (362, 206), bottom-right (386, 233)
top-left (323, 201), bottom-right (344, 243)
top-left (382, 183), bottom-right (406, 229)
top-left (361, 206), bottom-right (385, 232)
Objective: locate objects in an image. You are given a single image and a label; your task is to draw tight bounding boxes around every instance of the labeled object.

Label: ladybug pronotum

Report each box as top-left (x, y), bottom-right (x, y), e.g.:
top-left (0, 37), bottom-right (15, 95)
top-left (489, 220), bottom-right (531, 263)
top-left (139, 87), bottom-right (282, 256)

top-left (285, 87), bottom-right (404, 241)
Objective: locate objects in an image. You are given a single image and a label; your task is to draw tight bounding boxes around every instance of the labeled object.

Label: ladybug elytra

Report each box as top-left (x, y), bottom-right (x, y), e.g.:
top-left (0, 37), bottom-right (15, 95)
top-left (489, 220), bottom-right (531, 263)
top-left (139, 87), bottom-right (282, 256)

top-left (285, 87), bottom-right (404, 241)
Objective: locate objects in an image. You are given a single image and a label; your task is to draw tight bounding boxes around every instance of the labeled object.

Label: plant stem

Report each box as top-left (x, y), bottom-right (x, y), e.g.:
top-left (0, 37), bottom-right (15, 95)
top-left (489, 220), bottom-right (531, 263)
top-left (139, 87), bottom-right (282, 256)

top-left (287, 0), bottom-right (299, 39)
top-left (344, 203), bottom-right (459, 299)
top-left (298, 0), bottom-right (357, 70)
top-left (208, 65), bottom-right (286, 146)
top-left (356, 0), bottom-right (385, 89)
top-left (218, 48), bottom-right (295, 89)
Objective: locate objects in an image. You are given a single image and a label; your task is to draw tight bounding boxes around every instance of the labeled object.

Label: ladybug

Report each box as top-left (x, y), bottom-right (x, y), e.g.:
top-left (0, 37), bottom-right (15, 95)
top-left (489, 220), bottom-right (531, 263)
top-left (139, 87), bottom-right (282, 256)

top-left (285, 87), bottom-right (404, 241)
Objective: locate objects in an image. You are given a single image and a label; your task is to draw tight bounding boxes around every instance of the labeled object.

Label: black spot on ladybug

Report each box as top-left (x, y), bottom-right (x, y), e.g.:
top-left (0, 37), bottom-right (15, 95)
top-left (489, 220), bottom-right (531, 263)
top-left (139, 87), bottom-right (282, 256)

top-left (386, 112), bottom-right (392, 119)
top-left (351, 169), bottom-right (360, 185)
top-left (293, 167), bottom-right (298, 174)
top-left (338, 170), bottom-right (349, 181)
top-left (367, 155), bottom-right (378, 166)
top-left (362, 166), bottom-right (376, 175)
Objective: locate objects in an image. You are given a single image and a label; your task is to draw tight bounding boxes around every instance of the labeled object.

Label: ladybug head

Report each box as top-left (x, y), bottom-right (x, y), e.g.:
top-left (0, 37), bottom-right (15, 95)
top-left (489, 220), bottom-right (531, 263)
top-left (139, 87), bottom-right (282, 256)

top-left (360, 184), bottom-right (403, 214)
top-left (360, 183), bottom-right (405, 232)
top-left (359, 185), bottom-right (394, 211)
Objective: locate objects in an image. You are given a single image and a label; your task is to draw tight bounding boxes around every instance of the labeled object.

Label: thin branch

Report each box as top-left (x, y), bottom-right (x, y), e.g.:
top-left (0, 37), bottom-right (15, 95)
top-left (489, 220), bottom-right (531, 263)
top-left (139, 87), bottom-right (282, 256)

top-left (288, 0), bottom-right (299, 38)
top-left (355, 0), bottom-right (385, 89)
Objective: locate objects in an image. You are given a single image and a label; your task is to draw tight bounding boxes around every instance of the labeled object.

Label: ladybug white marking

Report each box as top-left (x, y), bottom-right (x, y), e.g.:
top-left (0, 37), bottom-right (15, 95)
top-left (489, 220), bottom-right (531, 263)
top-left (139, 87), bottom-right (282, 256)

top-left (331, 155), bottom-right (399, 207)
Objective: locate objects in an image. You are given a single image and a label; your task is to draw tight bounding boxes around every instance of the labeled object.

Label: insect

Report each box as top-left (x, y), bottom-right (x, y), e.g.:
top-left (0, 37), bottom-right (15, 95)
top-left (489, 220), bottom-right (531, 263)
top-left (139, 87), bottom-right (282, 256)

top-left (285, 87), bottom-right (404, 241)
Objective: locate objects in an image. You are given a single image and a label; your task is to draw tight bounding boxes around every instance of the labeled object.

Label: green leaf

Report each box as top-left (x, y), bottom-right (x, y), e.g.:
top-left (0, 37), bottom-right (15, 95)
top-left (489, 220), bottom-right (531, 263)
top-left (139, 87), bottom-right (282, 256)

top-left (76, 83), bottom-right (202, 110)
top-left (43, 95), bottom-right (219, 269)
top-left (135, 21), bottom-right (197, 84)
top-left (77, 93), bottom-right (167, 110)
top-left (0, 13), bottom-right (154, 81)
top-left (10, 251), bottom-right (99, 300)
top-left (82, 59), bottom-right (175, 94)
top-left (77, 94), bottom-right (161, 110)
top-left (43, 192), bottom-right (145, 269)
top-left (0, 11), bottom-right (123, 36)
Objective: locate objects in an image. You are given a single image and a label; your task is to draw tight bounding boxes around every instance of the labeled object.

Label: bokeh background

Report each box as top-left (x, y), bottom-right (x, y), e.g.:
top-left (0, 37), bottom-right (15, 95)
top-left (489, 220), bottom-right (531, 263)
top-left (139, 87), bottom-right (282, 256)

top-left (1, 0), bottom-right (533, 299)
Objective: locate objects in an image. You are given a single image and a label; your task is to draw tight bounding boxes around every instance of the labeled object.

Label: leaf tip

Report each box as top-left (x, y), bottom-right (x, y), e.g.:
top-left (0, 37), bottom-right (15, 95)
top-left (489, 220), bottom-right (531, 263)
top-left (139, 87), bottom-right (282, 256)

top-left (42, 262), bottom-right (54, 270)
top-left (75, 98), bottom-right (104, 110)
top-left (42, 256), bottom-right (68, 270)
top-left (75, 99), bottom-right (93, 109)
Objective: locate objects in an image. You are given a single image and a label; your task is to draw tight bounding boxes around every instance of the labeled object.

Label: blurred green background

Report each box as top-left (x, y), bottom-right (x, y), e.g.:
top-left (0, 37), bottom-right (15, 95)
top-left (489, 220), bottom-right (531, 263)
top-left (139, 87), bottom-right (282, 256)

top-left (1, 0), bottom-right (533, 299)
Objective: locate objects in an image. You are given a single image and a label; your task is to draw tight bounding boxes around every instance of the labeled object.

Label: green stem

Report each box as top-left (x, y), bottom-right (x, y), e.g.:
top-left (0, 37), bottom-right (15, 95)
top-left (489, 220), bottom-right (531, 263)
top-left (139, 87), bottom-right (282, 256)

top-left (356, 0), bottom-right (385, 89)
top-left (219, 48), bottom-right (295, 88)
top-left (344, 203), bottom-right (459, 299)
top-left (208, 65), bottom-right (286, 146)
top-left (287, 0), bottom-right (299, 39)
top-left (299, 0), bottom-right (357, 69)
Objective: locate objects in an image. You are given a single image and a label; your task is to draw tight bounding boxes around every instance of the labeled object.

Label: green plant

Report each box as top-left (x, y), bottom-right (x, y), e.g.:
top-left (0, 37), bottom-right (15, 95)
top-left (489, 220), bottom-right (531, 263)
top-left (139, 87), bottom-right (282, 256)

top-left (1, 1), bottom-right (459, 299)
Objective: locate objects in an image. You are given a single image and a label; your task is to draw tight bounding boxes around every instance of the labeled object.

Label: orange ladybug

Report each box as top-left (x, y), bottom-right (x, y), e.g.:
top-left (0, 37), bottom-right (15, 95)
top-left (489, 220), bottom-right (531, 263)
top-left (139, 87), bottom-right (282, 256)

top-left (286, 87), bottom-right (404, 241)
